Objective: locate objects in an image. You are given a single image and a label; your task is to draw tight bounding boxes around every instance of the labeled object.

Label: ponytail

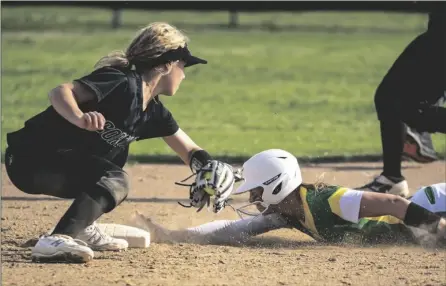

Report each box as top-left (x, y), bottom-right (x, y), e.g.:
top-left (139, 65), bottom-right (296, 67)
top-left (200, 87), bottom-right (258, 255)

top-left (94, 50), bottom-right (129, 70)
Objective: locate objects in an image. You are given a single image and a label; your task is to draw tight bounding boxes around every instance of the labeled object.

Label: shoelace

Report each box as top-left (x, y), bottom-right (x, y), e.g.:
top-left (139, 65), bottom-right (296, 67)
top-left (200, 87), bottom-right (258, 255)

top-left (50, 234), bottom-right (88, 247)
top-left (85, 224), bottom-right (112, 244)
top-left (94, 224), bottom-right (112, 242)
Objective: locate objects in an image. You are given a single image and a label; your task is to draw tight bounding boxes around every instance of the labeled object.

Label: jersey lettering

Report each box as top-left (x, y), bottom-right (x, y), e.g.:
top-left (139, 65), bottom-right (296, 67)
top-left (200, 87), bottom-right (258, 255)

top-left (96, 120), bottom-right (138, 148)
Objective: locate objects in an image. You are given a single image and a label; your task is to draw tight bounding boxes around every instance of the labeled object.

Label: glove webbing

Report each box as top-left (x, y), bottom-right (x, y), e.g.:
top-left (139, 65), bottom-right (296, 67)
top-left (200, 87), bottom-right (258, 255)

top-left (175, 164), bottom-right (213, 212)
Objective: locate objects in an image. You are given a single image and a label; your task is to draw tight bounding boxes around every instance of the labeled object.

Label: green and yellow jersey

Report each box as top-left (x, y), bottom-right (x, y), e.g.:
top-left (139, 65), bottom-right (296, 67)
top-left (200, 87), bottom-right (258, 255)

top-left (296, 184), bottom-right (415, 244)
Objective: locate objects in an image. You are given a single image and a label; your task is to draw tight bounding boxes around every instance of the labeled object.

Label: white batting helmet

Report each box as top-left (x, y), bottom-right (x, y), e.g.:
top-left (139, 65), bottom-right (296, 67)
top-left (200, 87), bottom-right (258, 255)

top-left (234, 149), bottom-right (302, 206)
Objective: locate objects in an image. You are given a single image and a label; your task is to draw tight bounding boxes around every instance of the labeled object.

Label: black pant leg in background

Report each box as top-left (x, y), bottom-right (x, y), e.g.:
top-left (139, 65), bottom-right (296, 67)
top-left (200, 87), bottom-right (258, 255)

top-left (373, 30), bottom-right (445, 178)
top-left (375, 32), bottom-right (445, 127)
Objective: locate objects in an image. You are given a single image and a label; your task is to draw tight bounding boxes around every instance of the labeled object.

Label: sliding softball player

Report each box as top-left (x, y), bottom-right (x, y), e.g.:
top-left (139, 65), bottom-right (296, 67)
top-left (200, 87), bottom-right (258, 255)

top-left (133, 149), bottom-right (446, 247)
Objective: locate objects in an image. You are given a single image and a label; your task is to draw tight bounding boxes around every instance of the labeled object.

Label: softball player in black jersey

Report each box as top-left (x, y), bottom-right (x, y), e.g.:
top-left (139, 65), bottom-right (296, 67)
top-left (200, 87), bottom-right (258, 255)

top-left (5, 22), bottom-right (234, 263)
top-left (358, 4), bottom-right (446, 196)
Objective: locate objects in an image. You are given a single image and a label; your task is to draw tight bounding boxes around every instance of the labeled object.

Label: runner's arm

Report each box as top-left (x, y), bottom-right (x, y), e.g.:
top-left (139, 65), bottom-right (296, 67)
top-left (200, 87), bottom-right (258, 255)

top-left (132, 212), bottom-right (288, 245)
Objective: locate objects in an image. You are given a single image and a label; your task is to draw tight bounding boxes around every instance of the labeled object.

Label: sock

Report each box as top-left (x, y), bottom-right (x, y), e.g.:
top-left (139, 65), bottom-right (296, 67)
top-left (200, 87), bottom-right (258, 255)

top-left (404, 202), bottom-right (442, 233)
top-left (51, 191), bottom-right (110, 238)
top-left (380, 120), bottom-right (407, 179)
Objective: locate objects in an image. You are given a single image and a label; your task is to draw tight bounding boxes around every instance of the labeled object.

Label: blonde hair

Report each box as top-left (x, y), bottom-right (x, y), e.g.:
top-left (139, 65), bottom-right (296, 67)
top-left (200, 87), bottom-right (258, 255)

top-left (299, 173), bottom-right (328, 193)
top-left (94, 22), bottom-right (189, 71)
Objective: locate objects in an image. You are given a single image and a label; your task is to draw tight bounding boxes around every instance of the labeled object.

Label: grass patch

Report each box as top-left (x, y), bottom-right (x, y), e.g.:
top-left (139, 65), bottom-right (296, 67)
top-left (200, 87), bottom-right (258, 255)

top-left (2, 7), bottom-right (444, 159)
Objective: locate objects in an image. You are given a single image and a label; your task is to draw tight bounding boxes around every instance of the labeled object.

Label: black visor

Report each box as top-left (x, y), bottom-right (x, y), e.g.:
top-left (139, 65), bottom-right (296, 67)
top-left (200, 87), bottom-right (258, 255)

top-left (131, 45), bottom-right (207, 70)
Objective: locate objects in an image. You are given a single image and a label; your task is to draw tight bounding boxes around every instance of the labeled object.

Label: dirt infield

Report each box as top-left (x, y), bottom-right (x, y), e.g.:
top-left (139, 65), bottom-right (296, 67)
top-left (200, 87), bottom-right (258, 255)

top-left (2, 161), bottom-right (446, 286)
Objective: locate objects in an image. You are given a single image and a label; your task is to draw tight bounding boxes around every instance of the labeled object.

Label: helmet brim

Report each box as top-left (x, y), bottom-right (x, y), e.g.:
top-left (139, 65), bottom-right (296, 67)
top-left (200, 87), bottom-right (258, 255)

top-left (233, 180), bottom-right (260, 195)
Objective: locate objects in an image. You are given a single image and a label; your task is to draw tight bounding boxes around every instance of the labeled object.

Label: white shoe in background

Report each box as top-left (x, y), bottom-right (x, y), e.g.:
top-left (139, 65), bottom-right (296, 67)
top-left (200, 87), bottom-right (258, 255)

top-left (357, 174), bottom-right (410, 198)
top-left (76, 222), bottom-right (128, 251)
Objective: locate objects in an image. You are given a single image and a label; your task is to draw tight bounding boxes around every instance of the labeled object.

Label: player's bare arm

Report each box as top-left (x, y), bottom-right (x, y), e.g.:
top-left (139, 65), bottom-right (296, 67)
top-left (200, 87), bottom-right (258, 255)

top-left (48, 82), bottom-right (105, 131)
top-left (163, 128), bottom-right (202, 166)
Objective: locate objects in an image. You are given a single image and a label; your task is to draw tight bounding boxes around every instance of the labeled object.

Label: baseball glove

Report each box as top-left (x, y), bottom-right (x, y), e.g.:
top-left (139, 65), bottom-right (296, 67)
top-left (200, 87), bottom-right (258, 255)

top-left (176, 160), bottom-right (241, 213)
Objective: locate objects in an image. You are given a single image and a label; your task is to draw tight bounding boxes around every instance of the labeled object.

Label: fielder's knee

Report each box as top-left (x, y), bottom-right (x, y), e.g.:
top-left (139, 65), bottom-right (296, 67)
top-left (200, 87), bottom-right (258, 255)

top-left (374, 86), bottom-right (400, 122)
top-left (96, 169), bottom-right (130, 213)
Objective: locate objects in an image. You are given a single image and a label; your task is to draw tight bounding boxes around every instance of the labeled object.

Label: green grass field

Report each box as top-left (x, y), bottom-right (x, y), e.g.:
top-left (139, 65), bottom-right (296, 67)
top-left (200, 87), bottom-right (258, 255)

top-left (2, 7), bottom-right (445, 159)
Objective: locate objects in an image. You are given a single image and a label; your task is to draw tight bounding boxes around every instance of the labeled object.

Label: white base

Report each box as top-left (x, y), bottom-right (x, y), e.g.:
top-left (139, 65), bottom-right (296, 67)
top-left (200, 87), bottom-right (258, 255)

top-left (96, 223), bottom-right (151, 248)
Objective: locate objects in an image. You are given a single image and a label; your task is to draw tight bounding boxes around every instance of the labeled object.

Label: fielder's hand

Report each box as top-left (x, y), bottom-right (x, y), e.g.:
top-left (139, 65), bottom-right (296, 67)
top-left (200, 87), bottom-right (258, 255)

top-left (76, 111), bottom-right (106, 131)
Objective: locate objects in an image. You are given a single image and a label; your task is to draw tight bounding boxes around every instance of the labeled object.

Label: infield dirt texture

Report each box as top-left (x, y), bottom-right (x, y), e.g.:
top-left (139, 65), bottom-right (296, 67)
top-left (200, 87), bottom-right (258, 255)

top-left (2, 162), bottom-right (445, 286)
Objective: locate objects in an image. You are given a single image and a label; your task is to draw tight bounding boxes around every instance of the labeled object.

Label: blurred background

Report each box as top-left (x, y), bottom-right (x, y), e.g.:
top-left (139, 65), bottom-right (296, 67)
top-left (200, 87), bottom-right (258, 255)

top-left (2, 2), bottom-right (445, 162)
